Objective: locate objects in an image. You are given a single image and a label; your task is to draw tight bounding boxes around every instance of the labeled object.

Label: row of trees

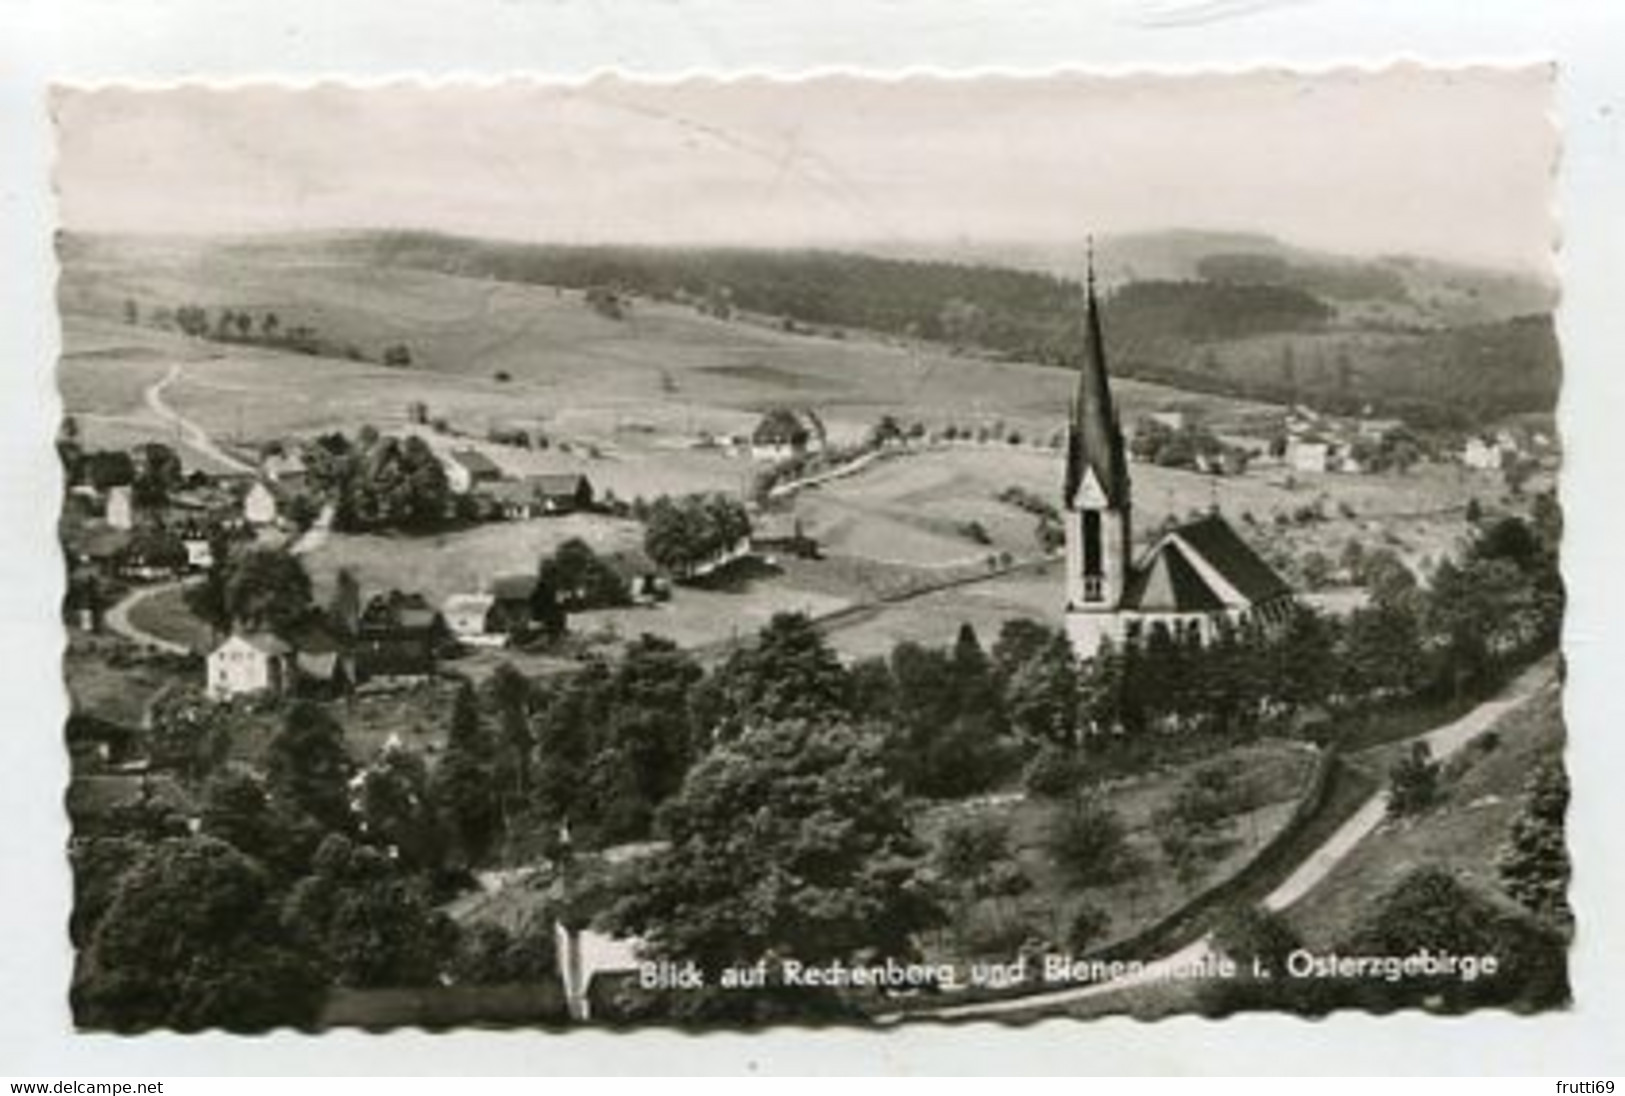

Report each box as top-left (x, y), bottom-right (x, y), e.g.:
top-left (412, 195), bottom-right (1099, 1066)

top-left (642, 493), bottom-right (752, 578)
top-left (299, 430), bottom-right (453, 533)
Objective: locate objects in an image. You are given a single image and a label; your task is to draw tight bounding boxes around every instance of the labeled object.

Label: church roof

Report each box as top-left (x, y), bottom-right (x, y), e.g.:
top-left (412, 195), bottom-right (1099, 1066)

top-left (1122, 540), bottom-right (1227, 613)
top-left (1063, 258), bottom-right (1130, 510)
top-left (1168, 514), bottom-right (1294, 604)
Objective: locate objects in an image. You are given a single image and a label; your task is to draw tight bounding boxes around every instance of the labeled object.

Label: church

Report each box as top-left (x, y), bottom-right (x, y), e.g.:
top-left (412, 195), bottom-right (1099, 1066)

top-left (1061, 259), bottom-right (1296, 662)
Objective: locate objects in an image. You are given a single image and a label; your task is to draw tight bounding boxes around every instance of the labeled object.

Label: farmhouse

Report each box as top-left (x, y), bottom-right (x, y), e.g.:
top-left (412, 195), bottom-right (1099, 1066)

top-left (487, 574), bottom-right (540, 636)
top-left (442, 592), bottom-right (505, 647)
top-left (1061, 258), bottom-right (1295, 662)
top-left (207, 632), bottom-right (294, 700)
top-left (105, 485), bottom-right (135, 530)
top-left (1286, 438), bottom-right (1331, 474)
top-left (262, 450), bottom-right (308, 489)
top-left (750, 407), bottom-right (826, 462)
top-left (1463, 434), bottom-right (1509, 472)
top-left (442, 448), bottom-right (505, 495)
top-left (751, 513), bottom-right (820, 560)
top-left (534, 473), bottom-right (595, 515)
top-left (243, 480), bottom-right (279, 526)
top-left (480, 474), bottom-right (595, 518)
top-left (355, 591), bottom-right (443, 682)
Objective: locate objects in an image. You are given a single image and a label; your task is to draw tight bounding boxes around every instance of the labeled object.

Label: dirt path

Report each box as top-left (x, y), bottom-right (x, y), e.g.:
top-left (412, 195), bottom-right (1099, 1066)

top-left (103, 580), bottom-right (194, 656)
top-left (879, 658), bottom-right (1557, 1022)
top-left (145, 363), bottom-right (256, 474)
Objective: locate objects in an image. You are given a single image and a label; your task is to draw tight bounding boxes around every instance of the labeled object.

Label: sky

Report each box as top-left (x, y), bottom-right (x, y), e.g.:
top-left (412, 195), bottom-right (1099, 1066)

top-left (53, 67), bottom-right (1557, 272)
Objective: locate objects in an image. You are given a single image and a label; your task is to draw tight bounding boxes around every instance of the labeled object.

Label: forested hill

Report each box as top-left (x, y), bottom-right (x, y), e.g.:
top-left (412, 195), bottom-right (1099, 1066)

top-left (305, 231), bottom-right (1088, 363)
top-left (78, 229), bottom-right (1561, 426)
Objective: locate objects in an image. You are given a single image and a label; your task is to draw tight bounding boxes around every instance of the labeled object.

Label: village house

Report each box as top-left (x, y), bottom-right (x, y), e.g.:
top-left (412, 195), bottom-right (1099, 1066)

top-left (105, 484), bottom-right (135, 530)
top-left (486, 575), bottom-right (540, 637)
top-left (261, 450), bottom-right (308, 490)
top-left (750, 407), bottom-right (827, 462)
top-left (1462, 434), bottom-right (1508, 471)
top-left (1286, 438), bottom-right (1332, 474)
top-left (355, 591), bottom-right (444, 682)
top-left (207, 632), bottom-right (294, 700)
top-left (479, 473), bottom-right (595, 519)
top-left (176, 522), bottom-right (216, 572)
top-left (534, 473), bottom-right (595, 515)
top-left (441, 592), bottom-right (505, 647)
top-left (441, 448), bottom-right (505, 495)
top-left (750, 513), bottom-right (821, 560)
top-left (243, 480), bottom-right (279, 526)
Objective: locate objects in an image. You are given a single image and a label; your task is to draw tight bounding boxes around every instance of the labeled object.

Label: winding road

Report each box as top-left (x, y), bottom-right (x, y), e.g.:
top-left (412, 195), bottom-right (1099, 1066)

top-left (101, 364), bottom-right (334, 653)
top-left (144, 363), bottom-right (256, 475)
top-left (880, 659), bottom-right (1557, 1022)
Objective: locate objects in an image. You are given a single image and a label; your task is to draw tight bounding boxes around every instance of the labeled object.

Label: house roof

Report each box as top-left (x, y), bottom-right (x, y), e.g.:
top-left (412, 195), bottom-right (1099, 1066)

top-left (448, 448), bottom-right (504, 476)
top-left (489, 574), bottom-right (539, 601)
top-left (444, 592), bottom-right (497, 614)
top-left (1168, 514), bottom-right (1294, 604)
top-left (752, 408), bottom-right (815, 445)
top-left (532, 473), bottom-right (590, 497)
top-left (1122, 540), bottom-right (1227, 613)
top-left (483, 480), bottom-right (539, 506)
top-left (218, 631), bottom-right (292, 657)
top-left (1063, 264), bottom-right (1131, 510)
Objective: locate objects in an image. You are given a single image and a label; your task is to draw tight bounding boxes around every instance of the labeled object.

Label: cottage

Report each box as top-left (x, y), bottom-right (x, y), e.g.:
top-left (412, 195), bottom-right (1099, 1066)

top-left (355, 591), bottom-right (444, 682)
top-left (207, 632), bottom-right (294, 700)
top-left (285, 618), bottom-right (353, 696)
top-left (105, 484), bottom-right (135, 530)
top-left (441, 448), bottom-right (505, 495)
top-left (262, 450), bottom-right (308, 489)
top-left (751, 513), bottom-right (820, 560)
top-left (243, 480), bottom-right (279, 526)
top-left (533, 473), bottom-right (595, 515)
top-left (750, 407), bottom-right (827, 462)
top-left (1286, 439), bottom-right (1331, 474)
top-left (442, 592), bottom-right (505, 647)
top-left (1463, 434), bottom-right (1509, 472)
top-left (487, 574), bottom-right (540, 636)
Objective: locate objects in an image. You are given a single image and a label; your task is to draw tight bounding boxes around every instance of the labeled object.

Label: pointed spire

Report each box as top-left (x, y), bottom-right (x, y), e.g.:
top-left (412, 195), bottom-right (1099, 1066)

top-left (1063, 240), bottom-right (1130, 509)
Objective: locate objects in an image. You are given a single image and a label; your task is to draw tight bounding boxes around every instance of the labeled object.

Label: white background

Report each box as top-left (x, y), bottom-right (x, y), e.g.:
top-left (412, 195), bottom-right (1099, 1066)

top-left (2, 0), bottom-right (1622, 1077)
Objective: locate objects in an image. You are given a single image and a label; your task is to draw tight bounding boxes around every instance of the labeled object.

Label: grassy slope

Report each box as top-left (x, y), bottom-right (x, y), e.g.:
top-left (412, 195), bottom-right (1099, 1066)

top-left (1284, 682), bottom-right (1565, 947)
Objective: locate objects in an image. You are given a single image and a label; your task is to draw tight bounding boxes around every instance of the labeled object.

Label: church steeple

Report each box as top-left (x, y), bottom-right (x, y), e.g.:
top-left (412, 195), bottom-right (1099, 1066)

top-left (1063, 241), bottom-right (1130, 511)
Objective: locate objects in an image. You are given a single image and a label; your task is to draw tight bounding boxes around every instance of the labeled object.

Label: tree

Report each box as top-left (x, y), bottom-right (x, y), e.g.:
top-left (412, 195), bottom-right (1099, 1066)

top-left (1066, 904), bottom-right (1112, 954)
top-left (1046, 796), bottom-right (1133, 887)
top-left (606, 719), bottom-right (945, 979)
top-left (266, 701), bottom-right (354, 835)
top-left (643, 492), bottom-right (751, 577)
top-left (1386, 740), bottom-right (1441, 818)
top-left (705, 613), bottom-right (851, 736)
top-left (73, 837), bottom-right (324, 1032)
top-left (1003, 632), bottom-right (1078, 746)
top-left (281, 834), bottom-right (453, 988)
top-left (449, 920), bottom-right (557, 985)
top-left (145, 687), bottom-right (232, 782)
top-left (540, 537), bottom-right (630, 610)
top-left (354, 744), bottom-right (445, 873)
top-left (328, 566), bottom-right (361, 638)
top-left (224, 546), bottom-right (314, 635)
top-left (434, 682), bottom-right (499, 865)
top-left (1498, 759), bottom-right (1571, 930)
top-left (200, 766), bottom-right (321, 881)
top-left (123, 298), bottom-right (139, 325)
top-left (382, 343), bottom-right (414, 368)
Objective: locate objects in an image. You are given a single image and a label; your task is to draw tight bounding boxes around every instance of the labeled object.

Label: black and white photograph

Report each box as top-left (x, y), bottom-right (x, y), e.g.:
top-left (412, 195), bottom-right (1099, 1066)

top-left (49, 68), bottom-right (1570, 1033)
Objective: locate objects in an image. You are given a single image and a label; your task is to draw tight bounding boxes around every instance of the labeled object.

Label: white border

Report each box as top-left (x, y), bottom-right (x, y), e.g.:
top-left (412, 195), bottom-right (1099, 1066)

top-left (4, 0), bottom-right (1623, 1077)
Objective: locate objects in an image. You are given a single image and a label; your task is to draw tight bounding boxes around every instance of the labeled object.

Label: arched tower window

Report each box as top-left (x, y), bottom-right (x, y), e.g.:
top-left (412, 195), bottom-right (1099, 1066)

top-left (1082, 510), bottom-right (1104, 601)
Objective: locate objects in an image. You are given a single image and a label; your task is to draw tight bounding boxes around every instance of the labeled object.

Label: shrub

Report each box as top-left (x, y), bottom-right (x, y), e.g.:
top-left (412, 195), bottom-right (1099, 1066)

top-left (1044, 797), bottom-right (1132, 887)
top-left (1023, 744), bottom-right (1088, 799)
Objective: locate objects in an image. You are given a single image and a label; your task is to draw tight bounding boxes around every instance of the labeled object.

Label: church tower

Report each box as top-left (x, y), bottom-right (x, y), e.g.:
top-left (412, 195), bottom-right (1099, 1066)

top-left (1062, 249), bottom-right (1133, 661)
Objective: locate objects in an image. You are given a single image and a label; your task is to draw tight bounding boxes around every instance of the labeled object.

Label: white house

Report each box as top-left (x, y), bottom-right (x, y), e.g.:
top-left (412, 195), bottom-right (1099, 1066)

top-left (1463, 435), bottom-right (1507, 472)
top-left (441, 592), bottom-right (505, 647)
top-left (1286, 439), bottom-right (1331, 474)
top-left (750, 407), bottom-right (826, 462)
top-left (105, 485), bottom-right (134, 530)
top-left (243, 481), bottom-right (279, 526)
top-left (440, 448), bottom-right (504, 495)
top-left (207, 632), bottom-right (293, 700)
